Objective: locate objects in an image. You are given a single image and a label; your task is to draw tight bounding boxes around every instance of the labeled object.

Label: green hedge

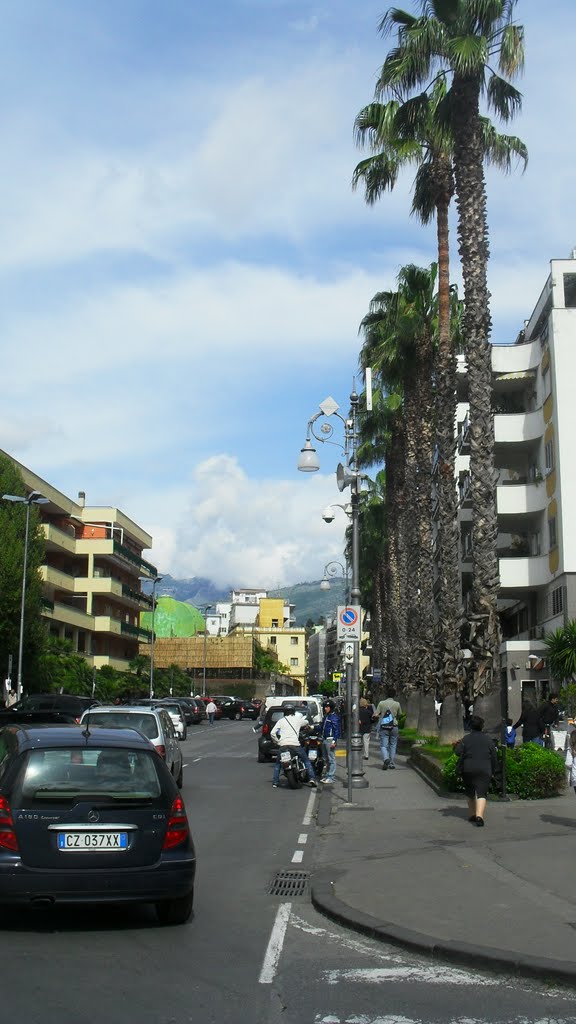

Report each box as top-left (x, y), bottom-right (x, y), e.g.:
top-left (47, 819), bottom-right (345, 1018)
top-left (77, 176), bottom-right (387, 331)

top-left (443, 744), bottom-right (566, 800)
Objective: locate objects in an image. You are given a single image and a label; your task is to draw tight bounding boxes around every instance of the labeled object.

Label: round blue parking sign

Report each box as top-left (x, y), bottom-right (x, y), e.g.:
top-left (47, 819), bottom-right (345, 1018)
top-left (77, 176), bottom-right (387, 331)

top-left (340, 607), bottom-right (358, 625)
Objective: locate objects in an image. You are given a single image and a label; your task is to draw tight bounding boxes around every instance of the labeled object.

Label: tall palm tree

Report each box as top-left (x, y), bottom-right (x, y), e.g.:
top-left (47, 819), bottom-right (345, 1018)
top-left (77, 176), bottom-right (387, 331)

top-left (375, 0), bottom-right (525, 720)
top-left (359, 265), bottom-right (438, 728)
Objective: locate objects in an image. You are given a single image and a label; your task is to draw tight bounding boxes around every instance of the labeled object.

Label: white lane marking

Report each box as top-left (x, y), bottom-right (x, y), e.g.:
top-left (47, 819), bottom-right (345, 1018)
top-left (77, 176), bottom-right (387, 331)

top-left (182, 763), bottom-right (188, 767)
top-left (314, 1018), bottom-right (498, 1024)
top-left (302, 790), bottom-right (316, 825)
top-left (298, 833), bottom-right (308, 844)
top-left (322, 966), bottom-right (498, 987)
top-left (291, 850), bottom-right (304, 864)
top-left (258, 902), bottom-right (292, 984)
top-left (192, 757), bottom-right (202, 762)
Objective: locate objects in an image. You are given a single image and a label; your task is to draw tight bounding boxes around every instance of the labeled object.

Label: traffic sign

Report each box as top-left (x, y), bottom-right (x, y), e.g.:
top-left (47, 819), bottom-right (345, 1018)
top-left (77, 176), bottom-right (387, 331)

top-left (337, 605), bottom-right (361, 641)
top-left (344, 642), bottom-right (354, 663)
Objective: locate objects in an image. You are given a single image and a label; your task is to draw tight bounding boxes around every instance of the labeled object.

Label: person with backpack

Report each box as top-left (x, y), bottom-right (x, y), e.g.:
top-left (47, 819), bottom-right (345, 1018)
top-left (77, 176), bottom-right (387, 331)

top-left (373, 689), bottom-right (402, 770)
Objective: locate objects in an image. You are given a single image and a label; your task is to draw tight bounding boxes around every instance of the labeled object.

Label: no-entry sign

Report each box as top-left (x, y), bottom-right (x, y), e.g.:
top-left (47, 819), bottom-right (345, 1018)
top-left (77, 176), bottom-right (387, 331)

top-left (337, 605), bottom-right (361, 641)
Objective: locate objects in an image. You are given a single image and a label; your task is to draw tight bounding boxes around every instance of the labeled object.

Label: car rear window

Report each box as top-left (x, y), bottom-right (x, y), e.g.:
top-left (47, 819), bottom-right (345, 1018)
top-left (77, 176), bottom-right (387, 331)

top-left (20, 748), bottom-right (162, 802)
top-left (83, 712), bottom-right (159, 740)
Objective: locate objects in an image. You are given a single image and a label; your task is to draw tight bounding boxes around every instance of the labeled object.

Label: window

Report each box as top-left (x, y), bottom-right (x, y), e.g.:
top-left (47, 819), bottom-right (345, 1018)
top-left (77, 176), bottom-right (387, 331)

top-left (548, 517), bottom-right (557, 550)
top-left (290, 637), bottom-right (298, 645)
top-left (290, 658), bottom-right (299, 667)
top-left (269, 636), bottom-right (276, 646)
top-left (545, 439), bottom-right (555, 473)
top-left (552, 586), bottom-right (564, 616)
top-left (564, 273), bottom-right (576, 308)
top-left (542, 364), bottom-right (552, 401)
top-left (271, 619), bottom-right (278, 628)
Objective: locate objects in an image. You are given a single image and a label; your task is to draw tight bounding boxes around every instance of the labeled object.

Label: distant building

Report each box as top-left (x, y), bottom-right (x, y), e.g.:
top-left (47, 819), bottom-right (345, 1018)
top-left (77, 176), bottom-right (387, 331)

top-left (2, 449), bottom-right (154, 673)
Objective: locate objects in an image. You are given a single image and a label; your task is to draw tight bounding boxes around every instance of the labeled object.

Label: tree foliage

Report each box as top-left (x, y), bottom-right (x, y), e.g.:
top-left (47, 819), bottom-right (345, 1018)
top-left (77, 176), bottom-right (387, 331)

top-left (0, 454), bottom-right (46, 688)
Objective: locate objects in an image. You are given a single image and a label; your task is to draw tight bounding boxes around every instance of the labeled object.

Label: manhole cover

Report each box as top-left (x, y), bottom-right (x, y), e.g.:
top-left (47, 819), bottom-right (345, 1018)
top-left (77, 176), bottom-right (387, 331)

top-left (268, 870), bottom-right (309, 896)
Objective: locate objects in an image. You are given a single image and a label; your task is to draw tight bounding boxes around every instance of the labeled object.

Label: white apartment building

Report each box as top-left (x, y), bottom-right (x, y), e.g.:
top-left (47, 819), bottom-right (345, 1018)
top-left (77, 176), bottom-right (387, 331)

top-left (449, 255), bottom-right (576, 718)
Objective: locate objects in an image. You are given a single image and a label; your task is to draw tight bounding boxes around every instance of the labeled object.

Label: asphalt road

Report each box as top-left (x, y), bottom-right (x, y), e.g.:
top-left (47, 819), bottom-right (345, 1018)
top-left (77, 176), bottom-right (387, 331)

top-left (2, 720), bottom-right (576, 1023)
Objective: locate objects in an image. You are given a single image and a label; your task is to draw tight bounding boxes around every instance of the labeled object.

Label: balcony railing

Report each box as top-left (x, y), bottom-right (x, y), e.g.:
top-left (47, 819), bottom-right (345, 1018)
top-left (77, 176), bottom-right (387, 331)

top-left (121, 622), bottom-right (153, 640)
top-left (113, 541), bottom-right (157, 577)
top-left (457, 415), bottom-right (470, 454)
top-left (122, 584), bottom-right (153, 607)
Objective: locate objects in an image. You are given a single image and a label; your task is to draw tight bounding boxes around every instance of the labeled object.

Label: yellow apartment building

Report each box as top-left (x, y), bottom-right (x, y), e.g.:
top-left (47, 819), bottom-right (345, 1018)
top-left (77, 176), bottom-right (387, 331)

top-left (231, 597), bottom-right (306, 695)
top-left (4, 451), bottom-right (155, 672)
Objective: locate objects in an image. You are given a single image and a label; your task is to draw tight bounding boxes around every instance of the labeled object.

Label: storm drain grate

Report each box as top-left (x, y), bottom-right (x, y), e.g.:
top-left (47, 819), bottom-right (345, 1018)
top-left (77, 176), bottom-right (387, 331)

top-left (268, 870), bottom-right (309, 896)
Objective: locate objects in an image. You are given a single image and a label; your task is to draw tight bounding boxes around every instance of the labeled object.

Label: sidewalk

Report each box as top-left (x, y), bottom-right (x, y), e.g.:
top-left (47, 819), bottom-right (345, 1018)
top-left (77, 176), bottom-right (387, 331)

top-left (311, 746), bottom-right (576, 985)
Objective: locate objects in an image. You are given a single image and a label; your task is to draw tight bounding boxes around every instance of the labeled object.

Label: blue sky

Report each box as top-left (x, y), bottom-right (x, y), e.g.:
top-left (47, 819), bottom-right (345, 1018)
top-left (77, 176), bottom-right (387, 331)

top-left (2, 0), bottom-right (575, 588)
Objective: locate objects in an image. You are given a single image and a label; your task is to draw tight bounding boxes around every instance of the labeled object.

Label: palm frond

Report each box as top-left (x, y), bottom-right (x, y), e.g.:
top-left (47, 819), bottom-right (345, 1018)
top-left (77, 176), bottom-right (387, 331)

top-left (486, 74), bottom-right (522, 122)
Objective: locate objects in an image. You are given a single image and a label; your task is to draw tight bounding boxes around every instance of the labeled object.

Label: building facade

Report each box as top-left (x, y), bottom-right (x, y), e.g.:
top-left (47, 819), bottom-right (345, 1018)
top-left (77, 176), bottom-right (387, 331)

top-left (4, 451), bottom-right (155, 672)
top-left (445, 256), bottom-right (576, 718)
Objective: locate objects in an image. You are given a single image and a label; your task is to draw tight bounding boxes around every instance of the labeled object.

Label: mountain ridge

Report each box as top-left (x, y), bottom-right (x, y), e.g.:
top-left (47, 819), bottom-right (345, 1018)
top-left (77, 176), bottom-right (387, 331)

top-left (153, 574), bottom-right (347, 626)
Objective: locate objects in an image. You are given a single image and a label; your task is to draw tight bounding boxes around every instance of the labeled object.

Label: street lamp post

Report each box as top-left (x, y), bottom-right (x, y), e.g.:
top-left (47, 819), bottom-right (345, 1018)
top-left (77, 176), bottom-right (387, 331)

top-left (202, 605), bottom-right (213, 698)
top-left (140, 575), bottom-right (163, 699)
top-left (298, 387), bottom-right (367, 794)
top-left (2, 490), bottom-right (49, 700)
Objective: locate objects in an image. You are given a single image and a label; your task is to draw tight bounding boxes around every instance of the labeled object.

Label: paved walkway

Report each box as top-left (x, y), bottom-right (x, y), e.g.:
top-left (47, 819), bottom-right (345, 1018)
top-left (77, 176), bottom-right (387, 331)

top-left (311, 743), bottom-right (576, 985)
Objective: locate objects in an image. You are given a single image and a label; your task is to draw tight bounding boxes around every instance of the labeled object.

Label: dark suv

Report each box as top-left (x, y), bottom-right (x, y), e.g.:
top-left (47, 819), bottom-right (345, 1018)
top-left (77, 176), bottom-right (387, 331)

top-left (256, 706), bottom-right (314, 762)
top-left (212, 696), bottom-right (259, 721)
top-left (5, 694), bottom-right (98, 724)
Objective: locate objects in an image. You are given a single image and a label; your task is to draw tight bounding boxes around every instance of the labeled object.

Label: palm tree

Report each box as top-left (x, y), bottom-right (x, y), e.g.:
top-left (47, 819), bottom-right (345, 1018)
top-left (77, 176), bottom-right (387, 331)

top-left (359, 265), bottom-right (438, 729)
top-left (375, 0), bottom-right (525, 721)
top-left (353, 54), bottom-right (526, 739)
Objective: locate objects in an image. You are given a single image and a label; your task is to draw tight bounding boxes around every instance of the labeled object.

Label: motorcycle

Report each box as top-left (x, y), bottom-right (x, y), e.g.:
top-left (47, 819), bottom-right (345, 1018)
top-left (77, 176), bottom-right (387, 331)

top-left (278, 746), bottom-right (309, 789)
top-left (303, 732), bottom-right (325, 780)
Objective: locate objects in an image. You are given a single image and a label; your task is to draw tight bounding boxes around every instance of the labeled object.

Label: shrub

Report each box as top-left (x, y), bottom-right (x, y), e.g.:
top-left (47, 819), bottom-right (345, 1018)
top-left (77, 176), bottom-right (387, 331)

top-left (505, 744), bottom-right (566, 799)
top-left (443, 744), bottom-right (566, 799)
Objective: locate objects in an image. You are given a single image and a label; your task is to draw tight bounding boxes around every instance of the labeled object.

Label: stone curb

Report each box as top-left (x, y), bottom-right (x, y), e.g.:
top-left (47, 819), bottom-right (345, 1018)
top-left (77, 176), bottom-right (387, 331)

top-left (310, 872), bottom-right (576, 987)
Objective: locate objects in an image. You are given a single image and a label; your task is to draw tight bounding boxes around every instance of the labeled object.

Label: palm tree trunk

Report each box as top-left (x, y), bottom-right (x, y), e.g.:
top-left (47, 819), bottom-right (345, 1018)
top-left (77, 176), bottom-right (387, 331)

top-left (451, 73), bottom-right (501, 701)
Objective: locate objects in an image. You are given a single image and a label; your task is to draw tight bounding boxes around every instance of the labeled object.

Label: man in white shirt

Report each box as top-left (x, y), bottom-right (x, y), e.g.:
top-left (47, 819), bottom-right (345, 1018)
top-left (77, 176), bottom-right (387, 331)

top-left (272, 706), bottom-right (317, 788)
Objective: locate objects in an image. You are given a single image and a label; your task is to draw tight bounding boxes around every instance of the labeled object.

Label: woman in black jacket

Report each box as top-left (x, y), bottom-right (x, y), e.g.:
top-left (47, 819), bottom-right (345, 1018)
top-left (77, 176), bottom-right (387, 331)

top-left (454, 715), bottom-right (498, 827)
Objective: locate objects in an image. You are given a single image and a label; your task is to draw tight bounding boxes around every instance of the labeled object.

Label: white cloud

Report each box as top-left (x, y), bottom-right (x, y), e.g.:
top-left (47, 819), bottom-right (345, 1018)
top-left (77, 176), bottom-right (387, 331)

top-left (146, 454), bottom-right (349, 587)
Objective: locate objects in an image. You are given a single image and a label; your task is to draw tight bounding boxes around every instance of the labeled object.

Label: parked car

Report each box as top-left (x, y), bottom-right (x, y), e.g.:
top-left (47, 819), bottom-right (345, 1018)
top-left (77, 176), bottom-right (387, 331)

top-left (214, 697), bottom-right (259, 721)
top-left (0, 724), bottom-right (196, 923)
top-left (175, 697), bottom-right (205, 725)
top-left (134, 700), bottom-right (188, 740)
top-left (256, 705), bottom-right (315, 762)
top-left (79, 706), bottom-right (183, 787)
top-left (150, 701), bottom-right (187, 740)
top-left (6, 694), bottom-right (99, 723)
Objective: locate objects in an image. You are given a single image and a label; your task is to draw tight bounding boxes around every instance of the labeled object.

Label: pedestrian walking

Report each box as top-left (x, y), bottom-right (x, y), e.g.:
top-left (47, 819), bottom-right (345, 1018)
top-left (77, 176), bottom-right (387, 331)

top-left (5, 689), bottom-right (17, 708)
top-left (565, 731), bottom-right (576, 793)
top-left (513, 701), bottom-right (545, 746)
top-left (373, 689), bottom-right (402, 770)
top-left (454, 715), bottom-right (498, 827)
top-left (358, 697), bottom-right (374, 760)
top-left (206, 699), bottom-right (217, 725)
top-left (319, 699), bottom-right (341, 784)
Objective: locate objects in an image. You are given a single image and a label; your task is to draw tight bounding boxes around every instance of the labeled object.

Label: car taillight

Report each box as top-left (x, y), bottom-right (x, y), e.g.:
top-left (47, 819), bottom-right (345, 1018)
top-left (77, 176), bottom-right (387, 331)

top-left (263, 723), bottom-right (270, 735)
top-left (0, 797), bottom-right (18, 852)
top-left (155, 745), bottom-right (166, 759)
top-left (163, 796), bottom-right (189, 850)
top-left (74, 717), bottom-right (81, 724)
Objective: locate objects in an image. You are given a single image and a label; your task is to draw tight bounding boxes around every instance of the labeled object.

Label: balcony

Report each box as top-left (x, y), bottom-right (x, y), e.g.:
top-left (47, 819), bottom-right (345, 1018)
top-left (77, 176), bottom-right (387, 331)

top-left (121, 621), bottom-right (152, 640)
top-left (94, 615), bottom-right (122, 636)
top-left (496, 483), bottom-right (547, 516)
top-left (42, 522), bottom-right (76, 554)
top-left (494, 409), bottom-right (543, 446)
top-left (458, 472), bottom-right (472, 507)
top-left (75, 538), bottom-right (157, 577)
top-left (40, 566), bottom-right (76, 592)
top-left (457, 415), bottom-right (470, 454)
top-left (52, 602), bottom-right (94, 630)
top-left (498, 554), bottom-right (549, 590)
top-left (122, 584), bottom-right (153, 607)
